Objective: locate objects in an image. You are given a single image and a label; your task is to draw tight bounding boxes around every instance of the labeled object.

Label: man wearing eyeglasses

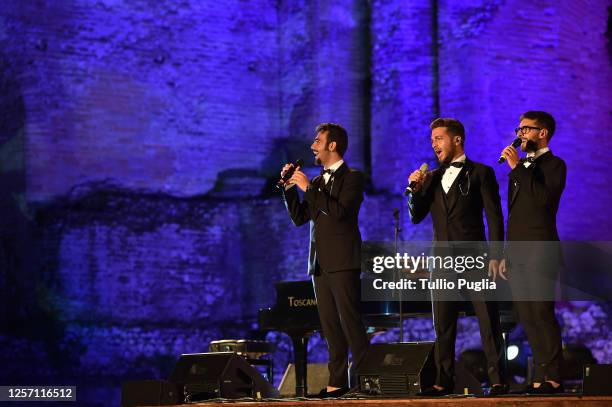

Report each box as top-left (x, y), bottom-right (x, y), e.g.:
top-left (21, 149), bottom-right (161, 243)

top-left (407, 118), bottom-right (507, 396)
top-left (499, 111), bottom-right (566, 394)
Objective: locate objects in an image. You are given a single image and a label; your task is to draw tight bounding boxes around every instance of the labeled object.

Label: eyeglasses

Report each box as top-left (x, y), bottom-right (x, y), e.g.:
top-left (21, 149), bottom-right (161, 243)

top-left (514, 126), bottom-right (542, 136)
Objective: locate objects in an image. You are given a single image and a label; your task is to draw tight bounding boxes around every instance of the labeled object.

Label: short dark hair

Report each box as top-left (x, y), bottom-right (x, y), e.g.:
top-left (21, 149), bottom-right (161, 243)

top-left (315, 122), bottom-right (348, 156)
top-left (520, 111), bottom-right (556, 141)
top-left (430, 117), bottom-right (465, 147)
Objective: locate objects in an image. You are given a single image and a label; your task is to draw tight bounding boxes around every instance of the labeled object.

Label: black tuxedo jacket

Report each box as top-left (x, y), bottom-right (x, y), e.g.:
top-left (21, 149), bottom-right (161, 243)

top-left (409, 158), bottom-right (504, 259)
top-left (506, 151), bottom-right (566, 242)
top-left (282, 162), bottom-right (363, 275)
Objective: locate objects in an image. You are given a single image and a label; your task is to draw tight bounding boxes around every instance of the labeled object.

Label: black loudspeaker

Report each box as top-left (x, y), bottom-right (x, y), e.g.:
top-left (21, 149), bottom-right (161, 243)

top-left (454, 359), bottom-right (484, 395)
top-left (121, 380), bottom-right (181, 407)
top-left (583, 364), bottom-right (612, 395)
top-left (452, 349), bottom-right (487, 395)
top-left (357, 342), bottom-right (435, 396)
top-left (169, 352), bottom-right (280, 402)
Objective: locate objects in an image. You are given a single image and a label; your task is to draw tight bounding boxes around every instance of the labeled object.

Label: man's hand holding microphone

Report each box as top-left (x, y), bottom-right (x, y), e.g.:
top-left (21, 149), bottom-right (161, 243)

top-left (405, 163), bottom-right (429, 195)
top-left (498, 138), bottom-right (522, 169)
top-left (278, 158), bottom-right (309, 192)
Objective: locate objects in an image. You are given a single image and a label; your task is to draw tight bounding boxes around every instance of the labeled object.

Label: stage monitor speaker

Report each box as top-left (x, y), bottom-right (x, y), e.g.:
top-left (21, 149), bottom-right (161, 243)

top-left (583, 364), bottom-right (612, 395)
top-left (357, 342), bottom-right (435, 396)
top-left (169, 352), bottom-right (279, 402)
top-left (278, 363), bottom-right (329, 396)
top-left (121, 380), bottom-right (181, 407)
top-left (454, 359), bottom-right (484, 395)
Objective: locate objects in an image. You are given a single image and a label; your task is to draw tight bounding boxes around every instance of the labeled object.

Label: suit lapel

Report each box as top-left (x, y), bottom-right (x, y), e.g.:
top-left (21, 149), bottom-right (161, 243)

top-left (331, 162), bottom-right (348, 182)
top-left (509, 177), bottom-right (520, 209)
top-left (509, 152), bottom-right (551, 209)
top-left (311, 162), bottom-right (349, 219)
top-left (431, 169), bottom-right (447, 213)
top-left (327, 162), bottom-right (348, 195)
top-left (311, 174), bottom-right (324, 220)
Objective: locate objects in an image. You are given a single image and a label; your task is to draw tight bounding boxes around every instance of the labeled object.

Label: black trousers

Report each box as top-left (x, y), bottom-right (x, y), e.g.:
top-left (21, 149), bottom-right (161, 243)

top-left (312, 269), bottom-right (369, 388)
top-left (508, 263), bottom-right (563, 383)
top-left (431, 279), bottom-right (505, 389)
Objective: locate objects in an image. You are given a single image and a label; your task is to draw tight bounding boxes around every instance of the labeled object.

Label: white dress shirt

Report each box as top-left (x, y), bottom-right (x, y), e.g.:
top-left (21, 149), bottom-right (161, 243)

top-left (441, 154), bottom-right (466, 194)
top-left (323, 159), bottom-right (344, 184)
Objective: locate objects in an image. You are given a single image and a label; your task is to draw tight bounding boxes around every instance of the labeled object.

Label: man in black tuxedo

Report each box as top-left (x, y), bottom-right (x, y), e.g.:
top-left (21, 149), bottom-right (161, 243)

top-left (499, 111), bottom-right (566, 394)
top-left (408, 118), bottom-right (506, 396)
top-left (280, 123), bottom-right (368, 397)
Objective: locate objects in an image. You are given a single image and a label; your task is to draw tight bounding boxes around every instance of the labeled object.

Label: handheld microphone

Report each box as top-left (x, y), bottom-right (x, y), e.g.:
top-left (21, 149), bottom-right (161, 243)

top-left (498, 138), bottom-right (522, 164)
top-left (277, 158), bottom-right (304, 188)
top-left (404, 163), bottom-right (429, 196)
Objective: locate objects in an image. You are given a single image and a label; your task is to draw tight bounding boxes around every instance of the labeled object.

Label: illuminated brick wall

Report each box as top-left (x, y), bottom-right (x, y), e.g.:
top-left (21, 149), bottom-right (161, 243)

top-left (0, 1), bottom-right (610, 405)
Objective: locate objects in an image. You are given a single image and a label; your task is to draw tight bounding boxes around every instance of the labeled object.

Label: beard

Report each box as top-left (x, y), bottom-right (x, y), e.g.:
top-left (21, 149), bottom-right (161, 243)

top-left (437, 147), bottom-right (455, 165)
top-left (522, 139), bottom-right (539, 152)
top-left (314, 155), bottom-right (322, 166)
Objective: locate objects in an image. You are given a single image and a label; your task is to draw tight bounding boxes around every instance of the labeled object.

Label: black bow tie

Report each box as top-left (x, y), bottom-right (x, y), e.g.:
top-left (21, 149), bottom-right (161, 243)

top-left (520, 156), bottom-right (536, 164)
top-left (440, 161), bottom-right (464, 171)
top-left (320, 168), bottom-right (334, 176)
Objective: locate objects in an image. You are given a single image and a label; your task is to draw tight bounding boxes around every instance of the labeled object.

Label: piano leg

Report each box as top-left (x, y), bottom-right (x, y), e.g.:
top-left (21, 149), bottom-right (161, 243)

top-left (291, 335), bottom-right (309, 397)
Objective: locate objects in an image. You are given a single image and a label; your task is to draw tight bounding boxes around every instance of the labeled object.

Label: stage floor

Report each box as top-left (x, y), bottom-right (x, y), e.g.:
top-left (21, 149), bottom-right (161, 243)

top-left (163, 395), bottom-right (612, 407)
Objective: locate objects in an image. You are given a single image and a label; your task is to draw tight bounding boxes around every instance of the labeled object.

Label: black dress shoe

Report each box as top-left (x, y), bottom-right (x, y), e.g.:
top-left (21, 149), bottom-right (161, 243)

top-left (520, 383), bottom-right (538, 394)
top-left (315, 387), bottom-right (349, 398)
top-left (417, 386), bottom-right (452, 397)
top-left (509, 383), bottom-right (534, 394)
top-left (312, 388), bottom-right (327, 398)
top-left (488, 384), bottom-right (509, 396)
top-left (531, 381), bottom-right (564, 395)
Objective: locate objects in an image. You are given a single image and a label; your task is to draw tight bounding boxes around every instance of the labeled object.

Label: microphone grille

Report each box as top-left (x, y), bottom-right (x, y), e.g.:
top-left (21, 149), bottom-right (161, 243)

top-left (419, 163), bottom-right (429, 172)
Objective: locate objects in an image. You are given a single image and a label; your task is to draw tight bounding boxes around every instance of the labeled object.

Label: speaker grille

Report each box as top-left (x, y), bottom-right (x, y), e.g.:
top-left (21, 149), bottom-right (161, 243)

top-left (184, 381), bottom-right (218, 393)
top-left (380, 375), bottom-right (409, 394)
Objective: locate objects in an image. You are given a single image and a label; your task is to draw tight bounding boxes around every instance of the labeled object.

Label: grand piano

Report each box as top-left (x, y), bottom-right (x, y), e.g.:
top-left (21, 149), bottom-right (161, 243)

top-left (258, 280), bottom-right (442, 397)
